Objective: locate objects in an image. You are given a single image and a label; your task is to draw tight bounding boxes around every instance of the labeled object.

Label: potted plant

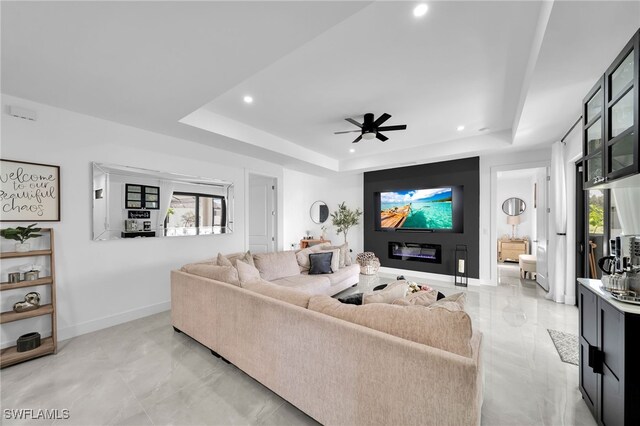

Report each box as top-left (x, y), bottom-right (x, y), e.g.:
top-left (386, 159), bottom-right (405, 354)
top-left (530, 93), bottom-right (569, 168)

top-left (330, 202), bottom-right (362, 244)
top-left (0, 224), bottom-right (42, 252)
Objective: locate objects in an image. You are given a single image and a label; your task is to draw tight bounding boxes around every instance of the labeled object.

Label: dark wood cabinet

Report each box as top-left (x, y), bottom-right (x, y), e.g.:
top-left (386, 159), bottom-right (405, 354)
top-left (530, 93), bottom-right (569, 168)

top-left (583, 29), bottom-right (639, 189)
top-left (578, 280), bottom-right (640, 425)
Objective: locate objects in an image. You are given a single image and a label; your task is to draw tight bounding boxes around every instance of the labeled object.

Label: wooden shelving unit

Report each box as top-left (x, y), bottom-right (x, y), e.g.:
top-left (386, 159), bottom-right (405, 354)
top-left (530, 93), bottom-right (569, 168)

top-left (0, 228), bottom-right (57, 368)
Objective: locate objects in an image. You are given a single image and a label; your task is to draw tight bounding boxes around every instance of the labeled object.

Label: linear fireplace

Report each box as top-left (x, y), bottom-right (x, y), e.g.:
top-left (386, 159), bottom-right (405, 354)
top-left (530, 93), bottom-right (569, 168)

top-left (388, 242), bottom-right (442, 264)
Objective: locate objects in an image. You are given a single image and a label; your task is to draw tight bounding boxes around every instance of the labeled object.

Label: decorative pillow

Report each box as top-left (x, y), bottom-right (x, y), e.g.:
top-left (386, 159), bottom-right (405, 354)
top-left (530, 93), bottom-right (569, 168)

top-left (217, 252), bottom-right (233, 267)
top-left (309, 252), bottom-right (334, 274)
top-left (345, 251), bottom-right (353, 266)
top-left (429, 292), bottom-right (466, 311)
top-left (296, 243), bottom-right (331, 271)
top-left (325, 243), bottom-right (349, 268)
top-left (392, 290), bottom-right (439, 307)
top-left (226, 251), bottom-right (255, 267)
top-left (253, 251), bottom-right (301, 281)
top-left (363, 281), bottom-right (408, 304)
top-left (308, 295), bottom-right (473, 357)
top-left (338, 293), bottom-right (364, 305)
top-left (236, 259), bottom-right (261, 285)
top-left (180, 264), bottom-right (240, 286)
top-left (317, 249), bottom-right (340, 273)
top-left (242, 278), bottom-right (311, 308)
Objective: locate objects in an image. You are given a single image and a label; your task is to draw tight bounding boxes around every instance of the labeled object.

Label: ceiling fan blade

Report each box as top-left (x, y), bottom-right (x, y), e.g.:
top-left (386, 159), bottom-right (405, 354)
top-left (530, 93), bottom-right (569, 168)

top-left (345, 118), bottom-right (362, 128)
top-left (376, 132), bottom-right (388, 142)
top-left (373, 113), bottom-right (391, 127)
top-left (377, 124), bottom-right (407, 132)
top-left (352, 135), bottom-right (363, 143)
top-left (334, 130), bottom-right (362, 134)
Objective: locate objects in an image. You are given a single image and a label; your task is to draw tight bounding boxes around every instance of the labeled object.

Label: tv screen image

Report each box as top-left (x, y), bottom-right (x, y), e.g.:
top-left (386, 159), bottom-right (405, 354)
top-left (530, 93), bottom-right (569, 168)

top-left (379, 187), bottom-right (453, 230)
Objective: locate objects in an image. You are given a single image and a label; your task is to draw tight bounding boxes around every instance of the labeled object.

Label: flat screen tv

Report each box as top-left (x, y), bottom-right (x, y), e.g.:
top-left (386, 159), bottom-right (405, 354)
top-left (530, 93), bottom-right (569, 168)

top-left (378, 187), bottom-right (454, 231)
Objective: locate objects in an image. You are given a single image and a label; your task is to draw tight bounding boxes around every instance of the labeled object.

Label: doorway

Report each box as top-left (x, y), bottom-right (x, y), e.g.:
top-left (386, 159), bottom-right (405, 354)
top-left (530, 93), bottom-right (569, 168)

top-left (495, 167), bottom-right (548, 289)
top-left (248, 174), bottom-right (277, 253)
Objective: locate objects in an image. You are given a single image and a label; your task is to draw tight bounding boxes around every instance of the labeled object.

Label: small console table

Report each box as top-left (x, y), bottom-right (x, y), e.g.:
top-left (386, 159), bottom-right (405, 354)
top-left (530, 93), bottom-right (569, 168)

top-left (299, 239), bottom-right (330, 249)
top-left (497, 239), bottom-right (529, 263)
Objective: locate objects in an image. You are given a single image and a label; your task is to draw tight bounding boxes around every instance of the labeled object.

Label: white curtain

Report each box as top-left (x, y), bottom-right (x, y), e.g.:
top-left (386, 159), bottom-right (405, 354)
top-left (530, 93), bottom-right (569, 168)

top-left (547, 141), bottom-right (567, 303)
top-left (157, 180), bottom-right (175, 232)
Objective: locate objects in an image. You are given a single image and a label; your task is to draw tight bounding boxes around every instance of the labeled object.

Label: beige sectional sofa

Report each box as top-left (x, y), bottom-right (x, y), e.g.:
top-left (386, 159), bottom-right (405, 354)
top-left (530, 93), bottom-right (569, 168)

top-left (183, 247), bottom-right (360, 296)
top-left (171, 250), bottom-right (483, 426)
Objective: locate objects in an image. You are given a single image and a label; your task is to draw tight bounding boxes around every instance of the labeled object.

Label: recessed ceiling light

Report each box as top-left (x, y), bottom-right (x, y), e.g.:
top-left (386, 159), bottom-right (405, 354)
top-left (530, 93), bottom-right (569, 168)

top-left (349, 148), bottom-right (355, 153)
top-left (457, 125), bottom-right (465, 131)
top-left (243, 95), bottom-right (253, 104)
top-left (413, 4), bottom-right (429, 17)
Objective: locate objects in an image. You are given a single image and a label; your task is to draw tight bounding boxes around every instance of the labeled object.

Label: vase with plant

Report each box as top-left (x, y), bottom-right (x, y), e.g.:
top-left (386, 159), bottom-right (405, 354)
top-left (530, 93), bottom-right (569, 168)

top-left (330, 202), bottom-right (362, 244)
top-left (0, 224), bottom-right (42, 252)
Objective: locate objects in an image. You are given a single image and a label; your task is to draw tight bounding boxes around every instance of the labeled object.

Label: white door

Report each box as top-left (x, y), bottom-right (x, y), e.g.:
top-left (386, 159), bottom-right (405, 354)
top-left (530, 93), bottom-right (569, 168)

top-left (248, 174), bottom-right (276, 253)
top-left (536, 168), bottom-right (549, 290)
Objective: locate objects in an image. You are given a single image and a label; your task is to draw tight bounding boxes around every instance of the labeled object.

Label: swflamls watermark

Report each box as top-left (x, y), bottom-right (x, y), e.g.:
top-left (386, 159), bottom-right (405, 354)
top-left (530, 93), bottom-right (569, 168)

top-left (3, 409), bottom-right (70, 420)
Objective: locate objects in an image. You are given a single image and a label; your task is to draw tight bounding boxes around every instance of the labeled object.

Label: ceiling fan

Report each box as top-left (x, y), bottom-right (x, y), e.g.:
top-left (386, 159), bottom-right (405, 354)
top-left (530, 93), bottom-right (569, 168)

top-left (334, 113), bottom-right (407, 143)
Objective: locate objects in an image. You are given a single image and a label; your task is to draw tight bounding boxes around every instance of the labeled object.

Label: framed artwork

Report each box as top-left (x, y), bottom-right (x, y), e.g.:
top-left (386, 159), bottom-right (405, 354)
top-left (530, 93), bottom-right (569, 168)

top-left (0, 159), bottom-right (61, 222)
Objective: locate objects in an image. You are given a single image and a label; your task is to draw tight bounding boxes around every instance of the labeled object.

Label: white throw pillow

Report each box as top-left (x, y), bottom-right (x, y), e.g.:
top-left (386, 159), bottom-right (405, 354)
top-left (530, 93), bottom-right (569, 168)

top-left (236, 259), bottom-right (262, 285)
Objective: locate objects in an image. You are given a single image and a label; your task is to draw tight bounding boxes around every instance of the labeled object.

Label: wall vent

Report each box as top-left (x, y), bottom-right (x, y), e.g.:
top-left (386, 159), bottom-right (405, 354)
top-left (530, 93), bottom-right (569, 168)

top-left (8, 106), bottom-right (37, 121)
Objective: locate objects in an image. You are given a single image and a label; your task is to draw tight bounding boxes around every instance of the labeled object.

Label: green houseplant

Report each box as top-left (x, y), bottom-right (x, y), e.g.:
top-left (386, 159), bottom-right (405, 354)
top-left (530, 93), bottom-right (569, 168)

top-left (0, 223), bottom-right (42, 252)
top-left (330, 202), bottom-right (362, 244)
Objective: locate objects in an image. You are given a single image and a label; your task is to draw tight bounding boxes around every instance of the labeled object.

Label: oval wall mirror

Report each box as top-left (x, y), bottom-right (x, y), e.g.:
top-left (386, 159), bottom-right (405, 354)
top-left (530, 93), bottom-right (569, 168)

top-left (502, 197), bottom-right (526, 216)
top-left (310, 201), bottom-right (329, 224)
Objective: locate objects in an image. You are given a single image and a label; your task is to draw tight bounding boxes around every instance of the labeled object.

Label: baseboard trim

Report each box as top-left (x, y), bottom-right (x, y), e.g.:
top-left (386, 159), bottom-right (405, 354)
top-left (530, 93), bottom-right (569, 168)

top-left (56, 301), bottom-right (171, 342)
top-left (378, 267), bottom-right (494, 286)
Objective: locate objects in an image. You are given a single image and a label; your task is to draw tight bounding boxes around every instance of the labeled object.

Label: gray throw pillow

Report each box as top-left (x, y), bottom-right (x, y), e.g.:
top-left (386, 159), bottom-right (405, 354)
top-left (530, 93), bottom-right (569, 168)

top-left (309, 252), bottom-right (334, 274)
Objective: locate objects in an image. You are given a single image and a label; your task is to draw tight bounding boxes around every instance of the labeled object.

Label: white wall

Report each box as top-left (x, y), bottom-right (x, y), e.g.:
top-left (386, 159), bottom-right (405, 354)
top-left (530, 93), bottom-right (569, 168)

top-left (282, 169), bottom-right (363, 254)
top-left (1, 94), bottom-right (285, 346)
top-left (496, 174), bottom-right (536, 241)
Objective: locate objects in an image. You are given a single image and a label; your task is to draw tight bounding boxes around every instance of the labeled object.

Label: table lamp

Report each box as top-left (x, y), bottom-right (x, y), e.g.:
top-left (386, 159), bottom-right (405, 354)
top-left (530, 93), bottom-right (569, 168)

top-left (507, 215), bottom-right (521, 239)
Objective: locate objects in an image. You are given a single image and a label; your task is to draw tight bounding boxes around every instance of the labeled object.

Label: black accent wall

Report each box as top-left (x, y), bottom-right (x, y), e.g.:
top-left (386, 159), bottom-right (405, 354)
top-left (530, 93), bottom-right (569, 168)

top-left (363, 157), bottom-right (480, 278)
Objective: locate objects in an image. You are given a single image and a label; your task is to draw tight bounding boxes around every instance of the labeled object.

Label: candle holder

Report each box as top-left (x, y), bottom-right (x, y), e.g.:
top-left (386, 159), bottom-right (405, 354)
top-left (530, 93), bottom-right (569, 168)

top-left (454, 244), bottom-right (468, 287)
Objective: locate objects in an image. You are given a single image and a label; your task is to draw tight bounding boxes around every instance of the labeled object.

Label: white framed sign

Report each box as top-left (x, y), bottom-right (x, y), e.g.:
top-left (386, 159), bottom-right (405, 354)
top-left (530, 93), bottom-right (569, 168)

top-left (0, 159), bottom-right (61, 222)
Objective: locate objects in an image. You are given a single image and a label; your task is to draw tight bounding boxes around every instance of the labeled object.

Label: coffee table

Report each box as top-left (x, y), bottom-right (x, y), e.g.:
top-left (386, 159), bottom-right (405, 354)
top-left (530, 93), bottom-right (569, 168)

top-left (333, 273), bottom-right (398, 298)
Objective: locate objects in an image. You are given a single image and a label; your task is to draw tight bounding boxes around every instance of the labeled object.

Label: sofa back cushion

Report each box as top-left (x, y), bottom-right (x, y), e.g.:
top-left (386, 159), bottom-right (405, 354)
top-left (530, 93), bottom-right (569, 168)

top-left (308, 295), bottom-right (473, 357)
top-left (241, 278), bottom-right (311, 308)
top-left (253, 251), bottom-right (301, 281)
top-left (180, 264), bottom-right (240, 286)
top-left (324, 243), bottom-right (350, 268)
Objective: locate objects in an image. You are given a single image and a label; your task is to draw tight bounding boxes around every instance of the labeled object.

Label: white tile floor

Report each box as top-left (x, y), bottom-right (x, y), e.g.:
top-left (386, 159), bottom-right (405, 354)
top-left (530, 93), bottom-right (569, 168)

top-left (0, 264), bottom-right (596, 426)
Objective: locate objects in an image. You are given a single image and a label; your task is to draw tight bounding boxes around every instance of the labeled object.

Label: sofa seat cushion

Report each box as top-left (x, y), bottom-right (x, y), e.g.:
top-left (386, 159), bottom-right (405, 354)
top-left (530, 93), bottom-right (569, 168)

top-left (180, 264), bottom-right (240, 286)
top-left (308, 295), bottom-right (473, 357)
top-left (253, 251), bottom-right (300, 281)
top-left (241, 278), bottom-right (311, 308)
top-left (322, 264), bottom-right (359, 286)
top-left (271, 274), bottom-right (331, 295)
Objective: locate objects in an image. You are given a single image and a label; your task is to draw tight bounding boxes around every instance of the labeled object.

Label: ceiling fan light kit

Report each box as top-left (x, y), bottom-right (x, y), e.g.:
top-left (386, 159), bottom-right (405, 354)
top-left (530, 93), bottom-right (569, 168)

top-left (334, 112), bottom-right (407, 143)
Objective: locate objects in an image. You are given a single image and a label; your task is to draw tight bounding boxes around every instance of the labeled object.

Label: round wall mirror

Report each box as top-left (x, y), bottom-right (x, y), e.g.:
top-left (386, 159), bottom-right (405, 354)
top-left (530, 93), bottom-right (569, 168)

top-left (310, 201), bottom-right (329, 224)
top-left (502, 197), bottom-right (526, 216)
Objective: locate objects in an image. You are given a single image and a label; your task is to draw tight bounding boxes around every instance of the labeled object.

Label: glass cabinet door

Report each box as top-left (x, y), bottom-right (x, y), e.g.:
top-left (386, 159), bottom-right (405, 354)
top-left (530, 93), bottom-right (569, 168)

top-left (583, 78), bottom-right (605, 187)
top-left (605, 32), bottom-right (638, 180)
